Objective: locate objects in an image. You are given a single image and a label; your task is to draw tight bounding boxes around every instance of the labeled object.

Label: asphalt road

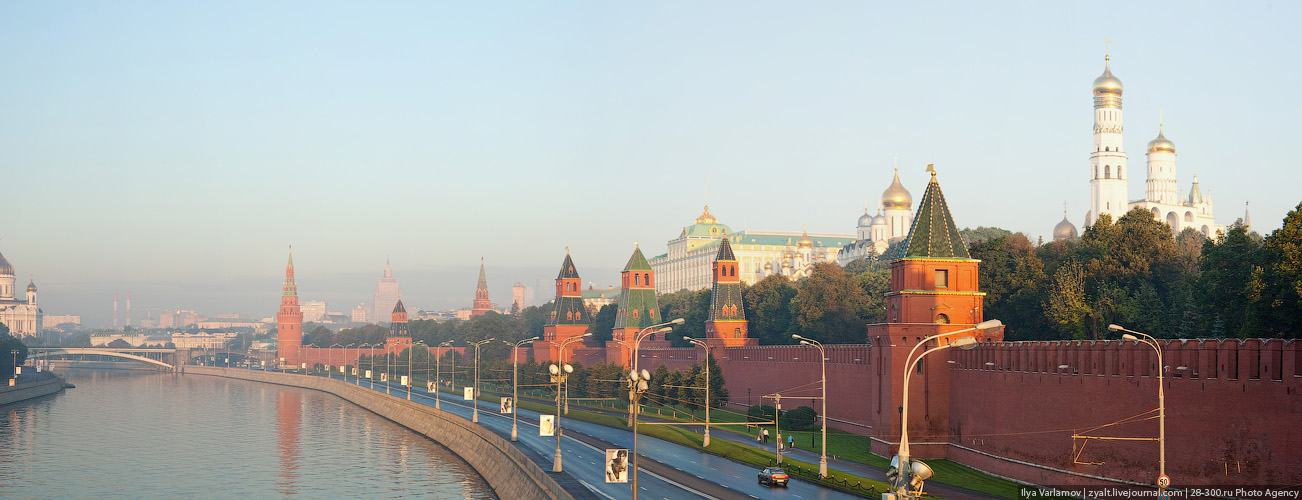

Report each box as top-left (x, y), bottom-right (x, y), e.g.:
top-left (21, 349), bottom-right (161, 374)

top-left (333, 374), bottom-right (868, 500)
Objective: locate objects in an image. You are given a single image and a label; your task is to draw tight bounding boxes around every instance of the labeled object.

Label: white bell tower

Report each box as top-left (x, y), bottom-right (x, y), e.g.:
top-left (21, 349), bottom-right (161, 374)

top-left (1087, 46), bottom-right (1129, 226)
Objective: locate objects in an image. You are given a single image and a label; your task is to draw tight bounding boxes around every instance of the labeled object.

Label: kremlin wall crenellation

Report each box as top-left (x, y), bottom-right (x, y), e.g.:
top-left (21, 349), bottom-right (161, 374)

top-left (271, 54), bottom-right (1297, 490)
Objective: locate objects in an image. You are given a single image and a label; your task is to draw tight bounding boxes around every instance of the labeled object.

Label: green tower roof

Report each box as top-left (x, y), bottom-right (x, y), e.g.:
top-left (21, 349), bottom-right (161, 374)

top-left (557, 252), bottom-right (581, 279)
top-left (715, 236), bottom-right (736, 261)
top-left (623, 246), bottom-right (652, 272)
top-left (902, 167), bottom-right (971, 259)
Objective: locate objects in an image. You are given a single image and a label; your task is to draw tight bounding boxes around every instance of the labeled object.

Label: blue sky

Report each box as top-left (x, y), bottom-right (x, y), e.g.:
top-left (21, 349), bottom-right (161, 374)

top-left (2, 1), bottom-right (1297, 327)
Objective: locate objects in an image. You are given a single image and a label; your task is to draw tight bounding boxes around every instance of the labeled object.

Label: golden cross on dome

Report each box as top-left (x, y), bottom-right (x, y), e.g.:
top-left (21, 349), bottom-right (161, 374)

top-left (1159, 109), bottom-right (1165, 131)
top-left (1104, 37), bottom-right (1111, 60)
top-left (1063, 201), bottom-right (1069, 217)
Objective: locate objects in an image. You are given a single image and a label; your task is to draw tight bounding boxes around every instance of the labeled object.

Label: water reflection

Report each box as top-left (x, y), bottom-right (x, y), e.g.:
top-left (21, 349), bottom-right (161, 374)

top-left (0, 369), bottom-right (495, 499)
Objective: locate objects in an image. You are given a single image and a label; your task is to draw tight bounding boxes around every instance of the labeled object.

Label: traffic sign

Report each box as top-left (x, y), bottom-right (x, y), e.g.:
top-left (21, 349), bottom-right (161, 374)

top-left (1157, 474), bottom-right (1170, 488)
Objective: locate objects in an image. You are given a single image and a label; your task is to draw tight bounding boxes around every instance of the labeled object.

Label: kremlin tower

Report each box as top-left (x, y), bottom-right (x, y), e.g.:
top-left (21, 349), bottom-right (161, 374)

top-left (704, 237), bottom-right (755, 347)
top-left (611, 244), bottom-right (666, 365)
top-left (536, 250), bottom-right (590, 363)
top-left (471, 259), bottom-right (492, 317)
top-left (386, 300), bottom-right (411, 351)
top-left (276, 248), bottom-right (304, 367)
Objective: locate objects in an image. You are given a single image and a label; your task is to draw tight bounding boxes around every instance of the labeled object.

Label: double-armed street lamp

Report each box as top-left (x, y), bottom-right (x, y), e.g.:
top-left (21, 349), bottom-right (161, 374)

top-left (549, 333), bottom-right (591, 472)
top-left (330, 344), bottom-right (342, 378)
top-left (792, 333), bottom-right (829, 477)
top-left (10, 349), bottom-right (19, 380)
top-left (409, 341), bottom-right (427, 401)
top-left (469, 338), bottom-right (495, 422)
top-left (1109, 323), bottom-right (1167, 491)
top-left (503, 336), bottom-right (539, 441)
top-left (626, 318), bottom-right (685, 425)
top-left (345, 344), bottom-right (355, 383)
top-left (435, 341), bottom-right (453, 409)
top-left (628, 367), bottom-right (652, 500)
top-left (683, 336), bottom-right (714, 448)
top-left (890, 319), bottom-right (1001, 500)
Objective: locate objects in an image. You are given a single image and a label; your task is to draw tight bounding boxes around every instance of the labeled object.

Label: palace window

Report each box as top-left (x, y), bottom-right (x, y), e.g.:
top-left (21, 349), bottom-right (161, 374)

top-left (935, 269), bottom-right (948, 289)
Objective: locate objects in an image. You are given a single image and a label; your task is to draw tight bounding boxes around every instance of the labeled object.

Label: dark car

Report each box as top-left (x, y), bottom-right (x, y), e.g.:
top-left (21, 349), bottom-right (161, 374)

top-left (758, 467), bottom-right (789, 487)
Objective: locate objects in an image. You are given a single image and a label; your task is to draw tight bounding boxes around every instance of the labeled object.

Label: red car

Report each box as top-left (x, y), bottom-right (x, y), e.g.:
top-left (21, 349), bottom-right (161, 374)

top-left (758, 467), bottom-right (789, 487)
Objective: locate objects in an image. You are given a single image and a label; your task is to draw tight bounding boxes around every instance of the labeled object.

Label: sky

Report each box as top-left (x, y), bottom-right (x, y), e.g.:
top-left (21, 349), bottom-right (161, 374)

top-left (2, 1), bottom-right (1298, 327)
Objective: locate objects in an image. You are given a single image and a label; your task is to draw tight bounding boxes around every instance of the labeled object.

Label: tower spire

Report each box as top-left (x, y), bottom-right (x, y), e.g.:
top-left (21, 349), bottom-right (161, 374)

top-left (472, 258), bottom-right (492, 317)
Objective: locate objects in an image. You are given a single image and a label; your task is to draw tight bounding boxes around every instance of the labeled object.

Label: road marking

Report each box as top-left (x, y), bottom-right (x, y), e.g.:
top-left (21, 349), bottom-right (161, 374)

top-left (577, 479), bottom-right (619, 500)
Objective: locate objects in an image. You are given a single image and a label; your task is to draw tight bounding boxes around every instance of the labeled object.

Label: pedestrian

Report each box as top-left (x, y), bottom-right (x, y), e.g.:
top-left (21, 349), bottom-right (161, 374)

top-left (762, 428), bottom-right (769, 443)
top-left (788, 435), bottom-right (794, 450)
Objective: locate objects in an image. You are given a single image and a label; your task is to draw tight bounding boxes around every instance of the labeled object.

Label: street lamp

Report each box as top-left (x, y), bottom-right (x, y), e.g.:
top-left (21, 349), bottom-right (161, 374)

top-left (345, 344), bottom-right (355, 383)
top-left (549, 359), bottom-right (575, 473)
top-left (385, 346), bottom-right (392, 395)
top-left (503, 337), bottom-right (539, 441)
top-left (792, 333), bottom-right (829, 478)
top-left (10, 349), bottom-right (18, 380)
top-left (683, 336), bottom-right (713, 448)
top-left (557, 334), bottom-right (590, 415)
top-left (435, 341), bottom-right (452, 409)
top-left (1110, 323), bottom-right (1167, 491)
top-left (330, 344), bottom-right (342, 379)
top-left (409, 341), bottom-right (426, 401)
top-left (628, 367), bottom-right (652, 500)
top-left (890, 319), bottom-right (1001, 499)
top-left (469, 338), bottom-right (495, 423)
top-left (628, 318), bottom-right (685, 426)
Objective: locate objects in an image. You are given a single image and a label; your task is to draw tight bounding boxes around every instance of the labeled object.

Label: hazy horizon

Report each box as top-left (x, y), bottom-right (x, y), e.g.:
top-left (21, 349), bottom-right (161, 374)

top-left (3, 2), bottom-right (1298, 326)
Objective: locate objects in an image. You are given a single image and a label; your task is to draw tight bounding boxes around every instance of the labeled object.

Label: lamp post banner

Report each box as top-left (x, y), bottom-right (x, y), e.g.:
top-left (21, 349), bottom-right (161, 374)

top-left (500, 397), bottom-right (513, 414)
top-left (540, 415), bottom-right (555, 436)
top-left (427, 381), bottom-right (436, 392)
top-left (605, 449), bottom-right (629, 483)
top-left (463, 387), bottom-right (474, 400)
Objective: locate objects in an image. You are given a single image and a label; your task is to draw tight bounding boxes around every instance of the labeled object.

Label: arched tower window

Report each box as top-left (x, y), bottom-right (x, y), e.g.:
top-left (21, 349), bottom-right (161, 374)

top-left (1117, 166), bottom-right (1122, 178)
top-left (1105, 165), bottom-right (1111, 179)
top-left (935, 313), bottom-right (950, 325)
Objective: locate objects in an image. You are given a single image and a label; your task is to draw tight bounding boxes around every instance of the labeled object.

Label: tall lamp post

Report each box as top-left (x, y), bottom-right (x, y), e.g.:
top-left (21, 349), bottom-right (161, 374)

top-left (330, 344), bottom-right (342, 379)
top-left (469, 338), bottom-right (495, 422)
top-left (890, 319), bottom-right (1001, 499)
top-left (10, 349), bottom-right (18, 380)
top-left (628, 367), bottom-right (652, 500)
top-left (550, 333), bottom-right (591, 473)
top-left (435, 341), bottom-right (452, 409)
top-left (345, 344), bottom-right (355, 383)
top-left (792, 334), bottom-right (828, 477)
top-left (357, 343), bottom-right (371, 386)
top-left (409, 341), bottom-right (426, 401)
top-left (684, 337), bottom-right (713, 448)
top-left (503, 336), bottom-right (539, 441)
top-left (1109, 324), bottom-right (1166, 491)
top-left (627, 318), bottom-right (685, 425)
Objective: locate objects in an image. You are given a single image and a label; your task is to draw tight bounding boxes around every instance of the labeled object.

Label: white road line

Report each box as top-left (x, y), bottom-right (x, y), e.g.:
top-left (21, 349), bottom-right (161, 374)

top-left (578, 479), bottom-right (619, 500)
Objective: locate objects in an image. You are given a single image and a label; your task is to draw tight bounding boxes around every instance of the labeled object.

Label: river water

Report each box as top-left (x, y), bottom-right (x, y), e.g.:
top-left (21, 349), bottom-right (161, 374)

top-left (0, 369), bottom-right (496, 499)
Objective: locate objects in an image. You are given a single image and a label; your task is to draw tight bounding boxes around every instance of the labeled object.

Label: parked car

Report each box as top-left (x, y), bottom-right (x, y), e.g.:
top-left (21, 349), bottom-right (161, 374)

top-left (758, 467), bottom-right (789, 487)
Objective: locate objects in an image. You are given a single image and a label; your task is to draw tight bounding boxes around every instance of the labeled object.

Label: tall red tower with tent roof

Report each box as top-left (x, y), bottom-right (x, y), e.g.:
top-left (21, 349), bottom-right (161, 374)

top-left (276, 248), bottom-right (304, 367)
top-left (535, 249), bottom-right (590, 363)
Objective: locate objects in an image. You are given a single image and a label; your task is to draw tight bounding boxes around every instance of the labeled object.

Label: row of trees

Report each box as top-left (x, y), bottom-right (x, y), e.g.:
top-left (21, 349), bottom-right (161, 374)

top-left (1, 323), bottom-right (29, 378)
top-left (975, 204), bottom-right (1302, 340)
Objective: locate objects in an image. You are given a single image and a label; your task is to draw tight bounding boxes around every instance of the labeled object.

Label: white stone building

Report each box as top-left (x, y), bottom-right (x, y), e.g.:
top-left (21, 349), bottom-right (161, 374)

top-left (1083, 53), bottom-right (1223, 236)
top-left (0, 250), bottom-right (42, 335)
top-left (838, 169), bottom-right (915, 263)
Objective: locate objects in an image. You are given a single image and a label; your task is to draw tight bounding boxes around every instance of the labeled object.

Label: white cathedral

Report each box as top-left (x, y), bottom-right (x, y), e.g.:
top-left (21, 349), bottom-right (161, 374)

top-left (0, 250), bottom-right (42, 335)
top-left (1068, 52), bottom-right (1224, 239)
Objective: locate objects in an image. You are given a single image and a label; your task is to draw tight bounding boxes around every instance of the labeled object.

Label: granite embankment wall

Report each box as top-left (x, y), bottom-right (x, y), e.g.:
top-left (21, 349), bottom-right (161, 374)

top-left (186, 366), bottom-right (570, 500)
top-left (0, 373), bottom-right (66, 406)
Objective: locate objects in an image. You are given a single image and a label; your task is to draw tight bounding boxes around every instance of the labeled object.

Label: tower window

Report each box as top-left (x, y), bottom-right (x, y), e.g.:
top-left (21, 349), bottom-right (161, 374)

top-left (935, 269), bottom-right (948, 289)
top-left (1105, 165), bottom-right (1111, 179)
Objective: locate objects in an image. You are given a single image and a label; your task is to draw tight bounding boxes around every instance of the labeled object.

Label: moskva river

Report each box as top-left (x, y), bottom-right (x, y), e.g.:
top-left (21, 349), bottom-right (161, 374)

top-left (0, 368), bottom-right (496, 499)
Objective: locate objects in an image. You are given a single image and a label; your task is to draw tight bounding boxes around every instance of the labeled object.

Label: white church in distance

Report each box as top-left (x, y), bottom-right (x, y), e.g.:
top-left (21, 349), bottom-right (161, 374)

top-left (1080, 52), bottom-right (1224, 238)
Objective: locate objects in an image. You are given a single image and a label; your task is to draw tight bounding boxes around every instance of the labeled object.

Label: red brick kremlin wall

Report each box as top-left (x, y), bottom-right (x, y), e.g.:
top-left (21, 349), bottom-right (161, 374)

top-left (624, 337), bottom-right (1300, 488)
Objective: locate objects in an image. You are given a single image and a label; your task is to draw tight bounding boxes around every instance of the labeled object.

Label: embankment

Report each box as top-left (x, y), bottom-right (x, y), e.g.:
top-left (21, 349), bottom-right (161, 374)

top-left (0, 372), bottom-right (66, 406)
top-left (187, 366), bottom-right (571, 500)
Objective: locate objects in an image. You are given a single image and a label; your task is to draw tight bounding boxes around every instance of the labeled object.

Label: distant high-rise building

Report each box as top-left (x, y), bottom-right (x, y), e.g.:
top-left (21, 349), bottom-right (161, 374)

top-left (512, 282), bottom-right (533, 313)
top-left (471, 259), bottom-right (492, 317)
top-left (301, 300), bottom-right (327, 323)
top-left (372, 259), bottom-right (401, 325)
top-left (351, 303), bottom-right (368, 323)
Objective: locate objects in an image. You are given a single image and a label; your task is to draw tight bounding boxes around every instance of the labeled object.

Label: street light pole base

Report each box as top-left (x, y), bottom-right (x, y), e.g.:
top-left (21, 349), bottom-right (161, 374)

top-left (819, 457), bottom-right (828, 478)
top-left (552, 453), bottom-right (562, 473)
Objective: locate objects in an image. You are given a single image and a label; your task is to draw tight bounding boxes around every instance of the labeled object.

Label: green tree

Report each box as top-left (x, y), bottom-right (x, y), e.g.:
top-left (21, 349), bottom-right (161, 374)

top-left (588, 304), bottom-right (618, 344)
top-left (1195, 225), bottom-right (1263, 337)
top-left (789, 262), bottom-right (871, 344)
top-left (1043, 261), bottom-right (1091, 339)
top-left (1255, 202), bottom-right (1302, 336)
top-left (744, 275), bottom-right (798, 345)
top-left (959, 226), bottom-right (1014, 246)
top-left (970, 233), bottom-right (1050, 340)
top-left (694, 352), bottom-right (729, 408)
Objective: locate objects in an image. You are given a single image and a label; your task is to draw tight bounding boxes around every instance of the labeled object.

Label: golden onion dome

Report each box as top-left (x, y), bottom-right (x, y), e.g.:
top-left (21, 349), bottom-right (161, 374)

top-left (0, 251), bottom-right (12, 276)
top-left (1053, 216), bottom-right (1079, 241)
top-left (872, 212), bottom-right (888, 226)
top-left (1147, 130), bottom-right (1175, 154)
top-left (782, 249), bottom-right (794, 259)
top-left (26, 280), bottom-right (37, 293)
top-left (796, 230), bottom-right (814, 249)
top-left (1092, 59), bottom-right (1123, 96)
top-left (763, 262), bottom-right (773, 271)
top-left (881, 170), bottom-right (912, 210)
